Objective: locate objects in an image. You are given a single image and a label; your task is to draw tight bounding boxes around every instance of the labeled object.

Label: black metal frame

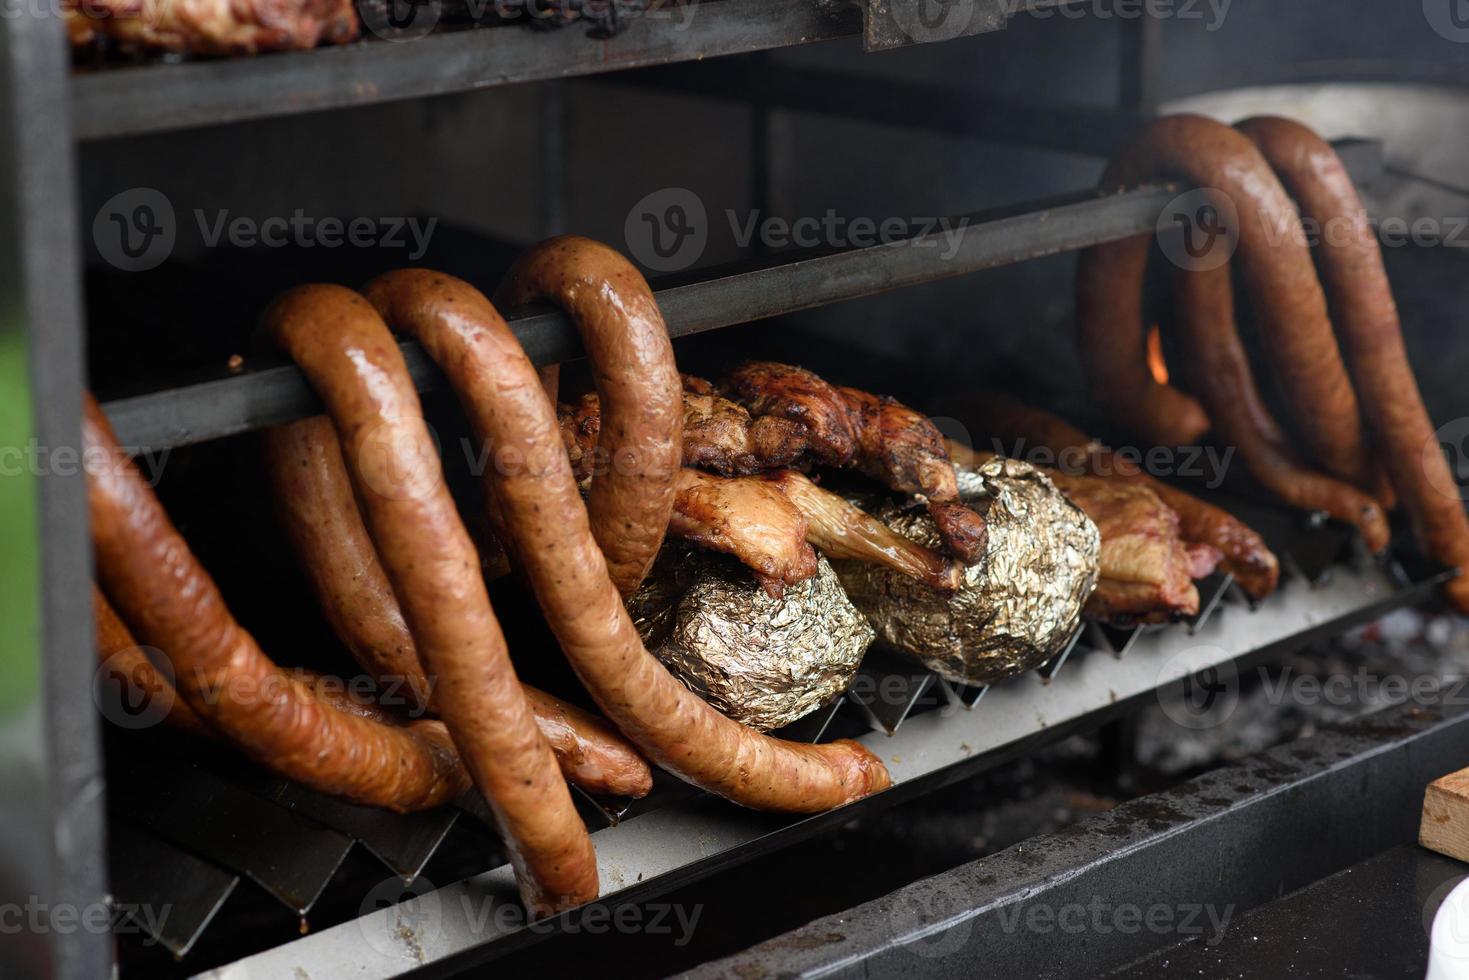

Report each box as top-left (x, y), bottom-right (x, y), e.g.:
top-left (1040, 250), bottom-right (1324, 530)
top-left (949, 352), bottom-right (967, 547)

top-left (11, 4), bottom-right (1447, 979)
top-left (0, 17), bottom-right (109, 980)
top-left (687, 695), bottom-right (1469, 979)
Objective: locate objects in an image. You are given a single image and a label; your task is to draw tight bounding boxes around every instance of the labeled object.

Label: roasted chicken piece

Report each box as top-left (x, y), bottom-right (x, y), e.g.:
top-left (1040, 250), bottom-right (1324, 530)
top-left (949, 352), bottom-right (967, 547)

top-left (1047, 471), bottom-right (1219, 623)
top-left (681, 376), bottom-right (809, 476)
top-left (947, 444), bottom-right (1219, 623)
top-left (672, 469), bottom-right (818, 598)
top-left (673, 470), bottom-right (962, 597)
top-left (943, 393), bottom-right (1279, 599)
top-left (63, 0), bottom-right (357, 55)
top-left (724, 362), bottom-right (988, 565)
top-left (559, 399), bottom-right (962, 595)
top-left (767, 471), bottom-right (962, 593)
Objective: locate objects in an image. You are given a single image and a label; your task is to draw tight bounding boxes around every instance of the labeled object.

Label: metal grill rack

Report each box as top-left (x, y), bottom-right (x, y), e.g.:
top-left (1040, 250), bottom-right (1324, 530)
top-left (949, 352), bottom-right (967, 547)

top-left (102, 497), bottom-right (1454, 972)
top-left (4, 6), bottom-right (1456, 980)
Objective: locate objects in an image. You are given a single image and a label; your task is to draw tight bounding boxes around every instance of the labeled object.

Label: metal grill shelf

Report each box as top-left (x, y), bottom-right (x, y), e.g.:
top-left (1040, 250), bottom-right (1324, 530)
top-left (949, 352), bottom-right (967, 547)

top-left (99, 183), bottom-right (1179, 452)
top-left (104, 495), bottom-right (1455, 972)
top-left (70, 0), bottom-right (1080, 142)
top-left (193, 552), bottom-right (1453, 979)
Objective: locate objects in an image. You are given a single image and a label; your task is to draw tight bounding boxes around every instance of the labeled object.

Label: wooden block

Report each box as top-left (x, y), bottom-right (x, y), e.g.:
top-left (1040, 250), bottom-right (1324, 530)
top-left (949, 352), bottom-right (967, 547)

top-left (1422, 769), bottom-right (1469, 862)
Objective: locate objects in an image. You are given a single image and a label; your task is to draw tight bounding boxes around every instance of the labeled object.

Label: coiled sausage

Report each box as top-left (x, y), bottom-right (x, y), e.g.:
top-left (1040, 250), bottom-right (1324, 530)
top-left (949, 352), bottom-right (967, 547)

top-left (262, 284), bottom-right (597, 917)
top-left (364, 268), bottom-right (890, 812)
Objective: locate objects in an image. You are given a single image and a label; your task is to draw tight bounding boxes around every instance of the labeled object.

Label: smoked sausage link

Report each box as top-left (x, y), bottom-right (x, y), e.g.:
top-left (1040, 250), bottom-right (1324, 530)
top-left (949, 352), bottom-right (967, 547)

top-left (495, 236), bottom-right (683, 597)
top-left (1081, 114), bottom-right (1373, 494)
top-left (262, 413), bottom-right (653, 797)
top-left (85, 394), bottom-right (472, 813)
top-left (1236, 115), bottom-right (1469, 610)
top-left (1168, 236), bottom-right (1392, 554)
top-left (364, 269), bottom-right (891, 812)
top-left (262, 283), bottom-right (597, 917)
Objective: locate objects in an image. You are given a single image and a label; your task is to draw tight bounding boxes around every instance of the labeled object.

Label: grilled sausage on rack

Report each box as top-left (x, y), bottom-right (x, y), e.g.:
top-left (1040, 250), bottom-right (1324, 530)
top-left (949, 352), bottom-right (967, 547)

top-left (367, 265), bottom-right (891, 812)
top-left (87, 395), bottom-right (473, 815)
top-left (261, 413), bottom-right (653, 798)
top-left (1235, 115), bottom-right (1469, 611)
top-left (1078, 113), bottom-right (1375, 498)
top-left (495, 236), bottom-right (684, 598)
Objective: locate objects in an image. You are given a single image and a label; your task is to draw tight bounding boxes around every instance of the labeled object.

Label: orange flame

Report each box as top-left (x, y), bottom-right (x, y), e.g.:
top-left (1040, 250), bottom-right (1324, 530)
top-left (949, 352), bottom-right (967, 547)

top-left (1146, 324), bottom-right (1169, 385)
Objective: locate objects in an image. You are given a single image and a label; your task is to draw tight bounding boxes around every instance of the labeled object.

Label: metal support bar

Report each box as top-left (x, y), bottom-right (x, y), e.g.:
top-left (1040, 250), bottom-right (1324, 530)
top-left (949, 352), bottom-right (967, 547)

top-left (688, 695), bottom-right (1469, 978)
top-left (101, 184), bottom-right (1178, 452)
top-left (851, 0), bottom-right (1006, 52)
top-left (0, 12), bottom-right (107, 980)
top-left (614, 60), bottom-right (1141, 157)
top-left (199, 562), bottom-right (1449, 978)
top-left (1118, 3), bottom-right (1163, 117)
top-left (71, 0), bottom-right (864, 141)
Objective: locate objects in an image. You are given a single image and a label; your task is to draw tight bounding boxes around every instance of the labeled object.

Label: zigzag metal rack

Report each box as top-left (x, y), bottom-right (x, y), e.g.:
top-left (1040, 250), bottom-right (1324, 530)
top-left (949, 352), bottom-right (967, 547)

top-left (108, 501), bottom-right (1454, 971)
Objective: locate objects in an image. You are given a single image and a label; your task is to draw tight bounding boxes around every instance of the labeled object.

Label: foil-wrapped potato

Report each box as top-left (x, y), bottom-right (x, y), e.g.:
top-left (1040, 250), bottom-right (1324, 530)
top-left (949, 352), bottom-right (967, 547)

top-left (833, 458), bottom-right (1099, 686)
top-left (629, 546), bottom-right (873, 732)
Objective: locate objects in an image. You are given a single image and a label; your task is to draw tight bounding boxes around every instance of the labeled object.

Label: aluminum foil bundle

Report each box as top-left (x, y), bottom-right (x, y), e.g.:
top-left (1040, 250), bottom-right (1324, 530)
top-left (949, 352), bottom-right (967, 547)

top-left (832, 457), bottom-right (1099, 686)
top-left (628, 545), bottom-right (873, 732)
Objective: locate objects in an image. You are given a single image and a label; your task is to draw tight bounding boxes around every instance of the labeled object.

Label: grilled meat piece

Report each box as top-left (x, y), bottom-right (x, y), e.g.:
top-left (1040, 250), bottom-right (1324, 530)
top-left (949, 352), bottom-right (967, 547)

top-left (559, 398), bottom-right (961, 593)
top-left (944, 394), bottom-right (1280, 599)
top-left (948, 442), bottom-right (1220, 623)
top-left (64, 0), bottom-right (357, 55)
top-left (767, 471), bottom-right (963, 594)
top-left (671, 469), bottom-right (818, 598)
top-left (559, 384), bottom-right (807, 479)
top-left (682, 377), bottom-right (809, 476)
top-left (726, 361), bottom-right (858, 467)
top-left (1045, 470), bottom-right (1219, 623)
top-left (724, 362), bottom-right (988, 565)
